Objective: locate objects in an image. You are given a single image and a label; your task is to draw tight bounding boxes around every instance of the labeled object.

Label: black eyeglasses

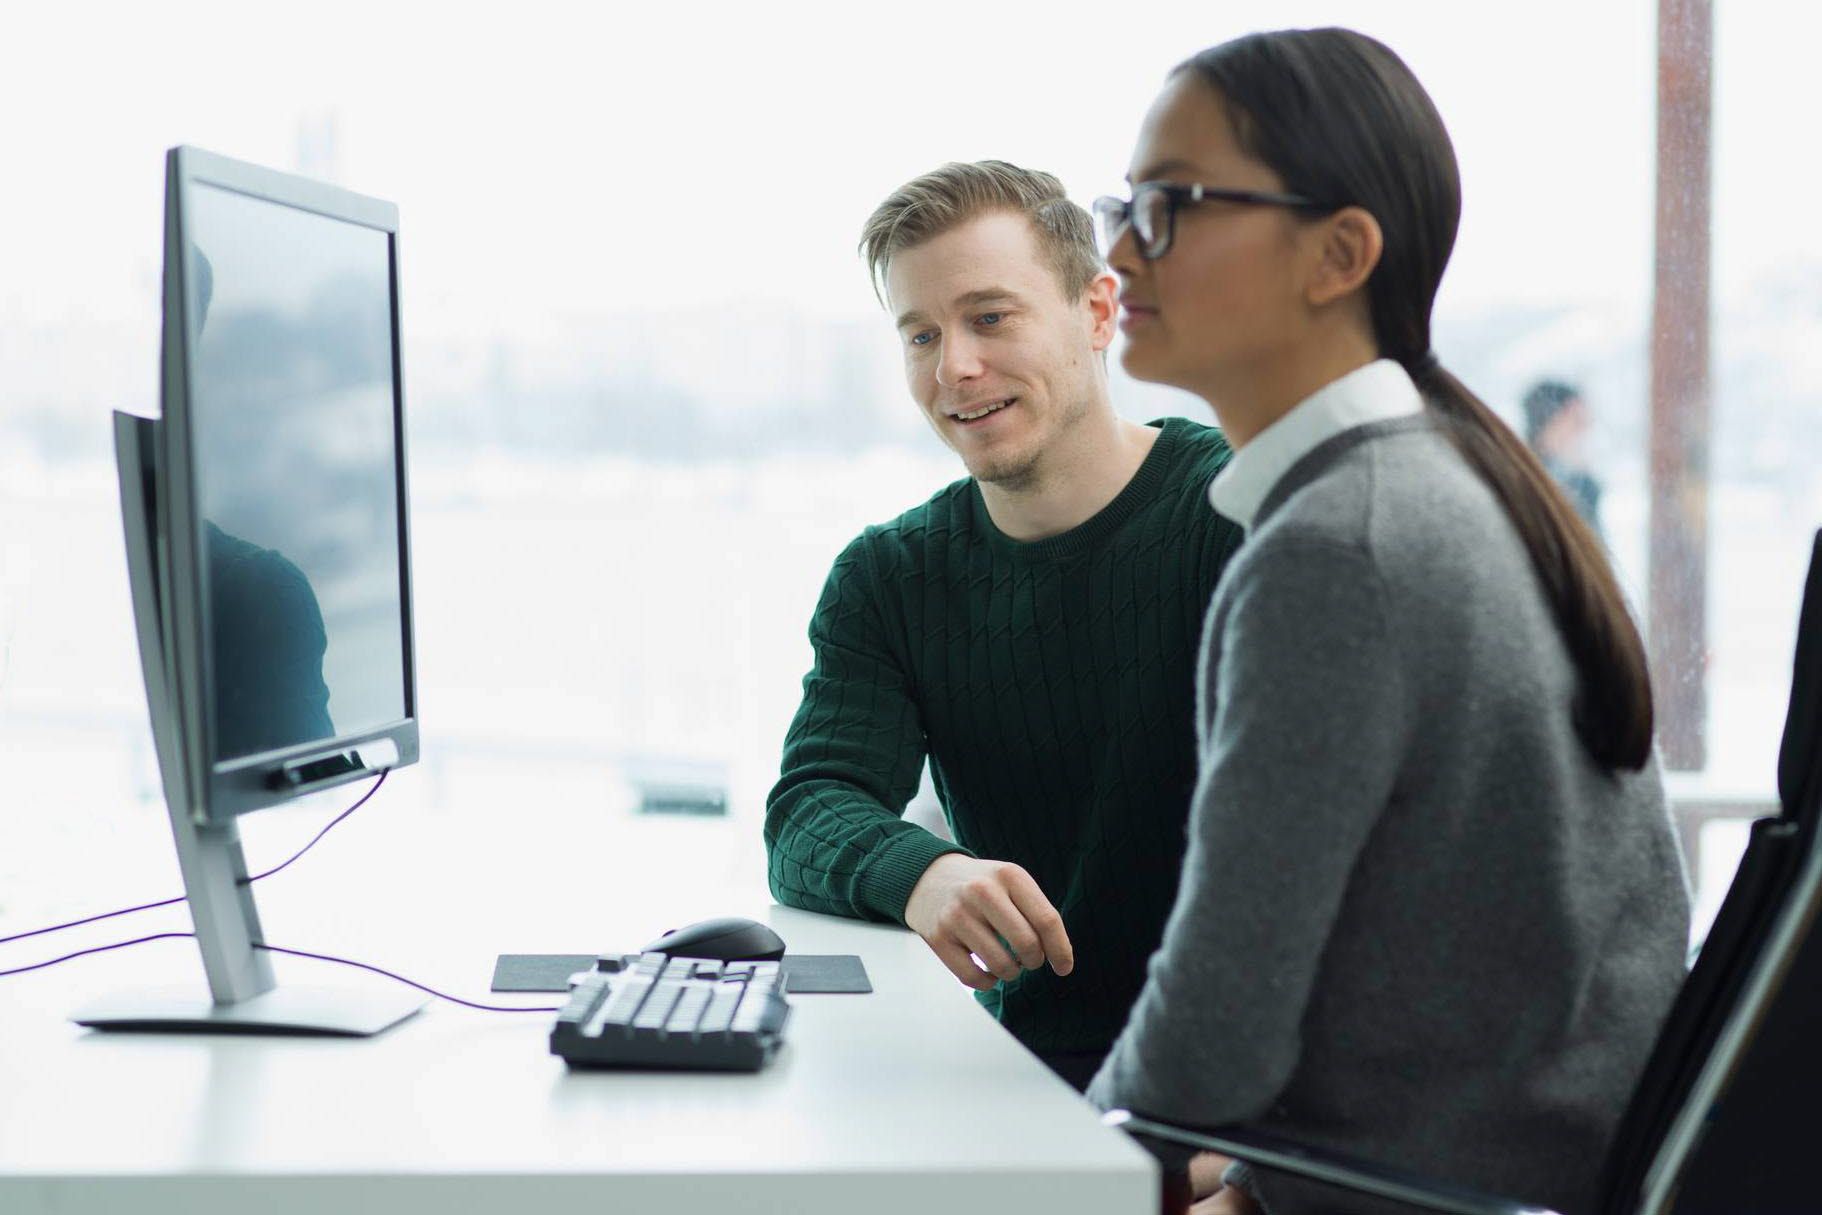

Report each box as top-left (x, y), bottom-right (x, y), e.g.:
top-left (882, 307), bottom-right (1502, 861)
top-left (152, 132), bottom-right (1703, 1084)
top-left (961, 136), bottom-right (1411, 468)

top-left (1092, 182), bottom-right (1330, 261)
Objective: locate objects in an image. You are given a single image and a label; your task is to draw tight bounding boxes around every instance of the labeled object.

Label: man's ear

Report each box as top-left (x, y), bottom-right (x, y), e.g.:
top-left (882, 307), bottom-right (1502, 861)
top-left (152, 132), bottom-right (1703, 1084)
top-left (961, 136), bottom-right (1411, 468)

top-left (1305, 206), bottom-right (1383, 308)
top-left (1083, 270), bottom-right (1119, 353)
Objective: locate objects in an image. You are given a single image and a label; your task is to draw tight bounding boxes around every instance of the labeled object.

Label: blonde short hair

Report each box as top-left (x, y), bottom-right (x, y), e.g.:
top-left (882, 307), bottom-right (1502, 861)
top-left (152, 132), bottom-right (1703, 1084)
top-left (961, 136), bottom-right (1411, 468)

top-left (859, 160), bottom-right (1101, 305)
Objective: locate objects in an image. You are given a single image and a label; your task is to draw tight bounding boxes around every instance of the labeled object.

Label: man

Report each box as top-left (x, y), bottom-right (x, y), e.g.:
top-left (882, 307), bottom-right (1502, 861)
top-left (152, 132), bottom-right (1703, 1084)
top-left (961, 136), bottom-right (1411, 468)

top-left (1521, 378), bottom-right (1605, 541)
top-left (764, 161), bottom-right (1243, 1089)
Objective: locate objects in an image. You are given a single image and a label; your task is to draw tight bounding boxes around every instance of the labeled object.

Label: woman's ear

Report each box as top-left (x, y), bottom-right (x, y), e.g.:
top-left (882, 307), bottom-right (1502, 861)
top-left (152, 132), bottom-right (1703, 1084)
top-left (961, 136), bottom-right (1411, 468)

top-left (1305, 206), bottom-right (1383, 307)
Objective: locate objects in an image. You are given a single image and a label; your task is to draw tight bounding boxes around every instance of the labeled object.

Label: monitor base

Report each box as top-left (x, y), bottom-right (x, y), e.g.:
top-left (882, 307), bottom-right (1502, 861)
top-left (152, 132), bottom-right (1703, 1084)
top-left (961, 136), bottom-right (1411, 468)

top-left (70, 984), bottom-right (425, 1037)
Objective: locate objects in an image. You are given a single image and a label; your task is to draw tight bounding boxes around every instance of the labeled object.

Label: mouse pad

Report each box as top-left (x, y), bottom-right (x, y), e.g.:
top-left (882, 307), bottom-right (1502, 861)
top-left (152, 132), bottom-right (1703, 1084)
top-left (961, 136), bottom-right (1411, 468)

top-left (490, 953), bottom-right (872, 995)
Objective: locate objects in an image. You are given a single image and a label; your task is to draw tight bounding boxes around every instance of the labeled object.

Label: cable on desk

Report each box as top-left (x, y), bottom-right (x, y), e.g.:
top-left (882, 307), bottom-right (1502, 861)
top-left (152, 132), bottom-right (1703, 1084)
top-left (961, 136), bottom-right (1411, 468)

top-left (252, 944), bottom-right (561, 1013)
top-left (0, 770), bottom-right (388, 949)
top-left (0, 930), bottom-right (560, 1013)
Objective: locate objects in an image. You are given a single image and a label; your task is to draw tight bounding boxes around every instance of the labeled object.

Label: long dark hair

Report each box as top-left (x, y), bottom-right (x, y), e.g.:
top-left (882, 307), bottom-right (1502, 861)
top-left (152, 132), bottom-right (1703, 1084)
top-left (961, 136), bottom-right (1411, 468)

top-left (1178, 28), bottom-right (1654, 771)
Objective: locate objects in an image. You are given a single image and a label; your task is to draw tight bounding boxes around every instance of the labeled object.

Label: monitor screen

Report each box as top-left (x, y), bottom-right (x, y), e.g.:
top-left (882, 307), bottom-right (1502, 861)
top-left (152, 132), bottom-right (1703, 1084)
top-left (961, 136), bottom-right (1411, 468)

top-left (184, 182), bottom-right (406, 764)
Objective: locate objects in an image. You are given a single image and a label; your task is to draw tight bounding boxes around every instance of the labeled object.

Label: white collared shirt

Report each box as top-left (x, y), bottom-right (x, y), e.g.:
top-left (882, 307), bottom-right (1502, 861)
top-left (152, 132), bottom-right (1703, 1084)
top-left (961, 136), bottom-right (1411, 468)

top-left (1207, 359), bottom-right (1425, 531)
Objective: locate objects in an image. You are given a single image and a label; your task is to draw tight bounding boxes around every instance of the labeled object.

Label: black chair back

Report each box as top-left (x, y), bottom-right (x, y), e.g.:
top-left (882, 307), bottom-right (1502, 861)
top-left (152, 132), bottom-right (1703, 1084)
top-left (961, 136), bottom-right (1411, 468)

top-left (1599, 530), bottom-right (1822, 1213)
top-left (1778, 531), bottom-right (1822, 824)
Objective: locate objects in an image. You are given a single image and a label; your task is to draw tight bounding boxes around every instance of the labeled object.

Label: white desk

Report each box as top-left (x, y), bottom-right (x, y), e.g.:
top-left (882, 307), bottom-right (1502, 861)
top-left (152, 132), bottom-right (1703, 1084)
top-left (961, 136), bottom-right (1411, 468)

top-left (0, 902), bottom-right (1155, 1214)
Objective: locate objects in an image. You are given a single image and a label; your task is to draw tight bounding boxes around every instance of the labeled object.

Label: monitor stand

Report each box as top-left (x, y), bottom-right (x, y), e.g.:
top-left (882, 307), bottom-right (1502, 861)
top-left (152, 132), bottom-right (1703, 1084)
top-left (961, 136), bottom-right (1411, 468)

top-left (72, 984), bottom-right (422, 1037)
top-left (71, 413), bottom-right (423, 1038)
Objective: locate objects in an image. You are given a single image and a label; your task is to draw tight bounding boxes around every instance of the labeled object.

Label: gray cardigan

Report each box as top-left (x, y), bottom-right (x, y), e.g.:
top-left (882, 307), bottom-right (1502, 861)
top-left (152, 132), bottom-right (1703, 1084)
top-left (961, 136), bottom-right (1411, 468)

top-left (1087, 416), bottom-right (1690, 1215)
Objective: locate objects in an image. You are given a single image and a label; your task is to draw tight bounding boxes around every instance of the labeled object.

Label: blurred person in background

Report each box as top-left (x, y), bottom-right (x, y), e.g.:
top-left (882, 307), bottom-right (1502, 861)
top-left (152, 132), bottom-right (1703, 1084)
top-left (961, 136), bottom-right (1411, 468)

top-left (1522, 377), bottom-right (1605, 541)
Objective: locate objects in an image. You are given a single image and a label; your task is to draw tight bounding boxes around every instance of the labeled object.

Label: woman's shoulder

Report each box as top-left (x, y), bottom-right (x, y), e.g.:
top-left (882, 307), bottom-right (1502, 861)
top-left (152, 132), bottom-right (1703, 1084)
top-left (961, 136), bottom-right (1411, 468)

top-left (1259, 422), bottom-right (1488, 542)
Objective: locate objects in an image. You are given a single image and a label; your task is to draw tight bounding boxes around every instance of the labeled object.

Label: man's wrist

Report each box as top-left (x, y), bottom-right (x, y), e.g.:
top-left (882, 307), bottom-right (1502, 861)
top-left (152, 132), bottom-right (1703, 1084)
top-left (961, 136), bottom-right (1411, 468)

top-left (858, 830), bottom-right (973, 924)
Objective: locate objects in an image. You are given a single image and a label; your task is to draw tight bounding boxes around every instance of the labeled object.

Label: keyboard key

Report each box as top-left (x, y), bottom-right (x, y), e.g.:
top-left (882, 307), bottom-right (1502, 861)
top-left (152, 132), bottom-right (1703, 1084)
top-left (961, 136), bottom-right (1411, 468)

top-left (731, 988), bottom-right (769, 1033)
top-left (699, 984), bottom-right (743, 1034)
top-left (597, 979), bottom-right (651, 1031)
top-left (668, 983), bottom-right (712, 1035)
top-left (633, 982), bottom-right (684, 1030)
top-left (557, 980), bottom-right (605, 1025)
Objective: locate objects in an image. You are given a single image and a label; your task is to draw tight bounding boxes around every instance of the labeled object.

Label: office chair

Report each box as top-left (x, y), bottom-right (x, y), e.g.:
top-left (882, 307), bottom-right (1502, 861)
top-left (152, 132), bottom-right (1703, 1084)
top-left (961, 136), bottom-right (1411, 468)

top-left (1106, 528), bottom-right (1822, 1215)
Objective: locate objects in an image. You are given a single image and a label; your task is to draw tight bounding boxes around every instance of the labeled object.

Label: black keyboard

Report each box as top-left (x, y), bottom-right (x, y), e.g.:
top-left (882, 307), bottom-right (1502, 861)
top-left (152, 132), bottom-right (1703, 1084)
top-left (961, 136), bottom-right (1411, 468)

top-left (550, 952), bottom-right (791, 1071)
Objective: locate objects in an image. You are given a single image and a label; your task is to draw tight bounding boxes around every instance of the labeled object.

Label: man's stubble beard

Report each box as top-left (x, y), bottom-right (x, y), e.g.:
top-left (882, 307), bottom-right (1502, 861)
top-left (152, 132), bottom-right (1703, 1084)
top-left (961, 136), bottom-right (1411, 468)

top-left (970, 446), bottom-right (1043, 494)
top-left (967, 389), bottom-right (1092, 496)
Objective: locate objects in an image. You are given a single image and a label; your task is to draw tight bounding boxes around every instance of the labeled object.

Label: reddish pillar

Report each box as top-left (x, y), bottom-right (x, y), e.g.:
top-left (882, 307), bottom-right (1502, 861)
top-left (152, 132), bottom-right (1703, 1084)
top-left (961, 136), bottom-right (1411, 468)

top-left (1649, 0), bottom-right (1712, 770)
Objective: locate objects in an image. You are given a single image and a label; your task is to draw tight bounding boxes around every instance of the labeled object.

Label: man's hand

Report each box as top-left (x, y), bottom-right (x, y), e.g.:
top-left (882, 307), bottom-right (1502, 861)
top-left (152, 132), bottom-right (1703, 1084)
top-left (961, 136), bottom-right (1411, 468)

top-left (1189, 1153), bottom-right (1234, 1199)
top-left (903, 854), bottom-right (1074, 989)
top-left (1188, 1153), bottom-right (1256, 1214)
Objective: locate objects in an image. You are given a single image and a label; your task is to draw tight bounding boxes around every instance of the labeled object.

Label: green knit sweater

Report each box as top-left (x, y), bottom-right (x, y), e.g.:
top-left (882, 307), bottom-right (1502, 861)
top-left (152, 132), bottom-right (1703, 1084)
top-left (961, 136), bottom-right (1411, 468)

top-left (764, 417), bottom-right (1242, 1055)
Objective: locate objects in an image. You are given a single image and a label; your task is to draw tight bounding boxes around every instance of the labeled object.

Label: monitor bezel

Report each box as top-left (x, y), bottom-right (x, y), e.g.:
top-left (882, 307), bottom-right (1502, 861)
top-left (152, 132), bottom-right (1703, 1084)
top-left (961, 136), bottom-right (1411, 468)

top-left (162, 145), bottom-right (419, 823)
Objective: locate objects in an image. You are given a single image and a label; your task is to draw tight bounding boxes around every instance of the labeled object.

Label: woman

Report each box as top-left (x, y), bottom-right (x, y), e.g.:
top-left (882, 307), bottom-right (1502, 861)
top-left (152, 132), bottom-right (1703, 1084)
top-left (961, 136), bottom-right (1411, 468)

top-left (1083, 29), bottom-right (1690, 1215)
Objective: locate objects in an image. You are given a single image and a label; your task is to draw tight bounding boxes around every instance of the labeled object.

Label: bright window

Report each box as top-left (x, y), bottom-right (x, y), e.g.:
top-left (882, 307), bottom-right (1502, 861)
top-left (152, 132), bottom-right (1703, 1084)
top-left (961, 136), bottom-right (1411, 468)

top-left (2, 1), bottom-right (1814, 951)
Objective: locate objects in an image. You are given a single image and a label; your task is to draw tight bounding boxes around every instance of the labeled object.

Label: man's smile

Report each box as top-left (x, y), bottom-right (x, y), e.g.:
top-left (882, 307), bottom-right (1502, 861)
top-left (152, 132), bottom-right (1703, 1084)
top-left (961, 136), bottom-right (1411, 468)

top-left (948, 396), bottom-right (1018, 426)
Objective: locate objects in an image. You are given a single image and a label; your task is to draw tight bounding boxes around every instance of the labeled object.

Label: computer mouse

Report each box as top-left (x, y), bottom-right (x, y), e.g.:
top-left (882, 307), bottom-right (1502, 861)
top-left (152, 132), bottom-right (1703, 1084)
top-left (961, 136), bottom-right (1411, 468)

top-left (642, 916), bottom-right (787, 962)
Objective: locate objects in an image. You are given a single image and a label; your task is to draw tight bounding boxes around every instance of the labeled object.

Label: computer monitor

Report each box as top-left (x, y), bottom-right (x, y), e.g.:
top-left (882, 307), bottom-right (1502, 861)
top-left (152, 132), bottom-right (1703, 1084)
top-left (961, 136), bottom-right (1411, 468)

top-left (73, 146), bottom-right (423, 1035)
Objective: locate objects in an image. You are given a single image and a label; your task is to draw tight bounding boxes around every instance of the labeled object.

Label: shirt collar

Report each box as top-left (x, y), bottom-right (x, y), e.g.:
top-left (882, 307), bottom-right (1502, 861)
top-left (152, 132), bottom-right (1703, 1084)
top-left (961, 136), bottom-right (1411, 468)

top-left (1207, 359), bottom-right (1424, 530)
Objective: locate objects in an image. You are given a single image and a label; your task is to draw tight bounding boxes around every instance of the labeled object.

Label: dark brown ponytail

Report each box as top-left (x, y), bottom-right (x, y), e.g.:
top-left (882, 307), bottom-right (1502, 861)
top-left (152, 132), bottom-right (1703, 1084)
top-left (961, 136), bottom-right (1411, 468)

top-left (1180, 30), bottom-right (1654, 770)
top-left (1412, 358), bottom-right (1653, 768)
